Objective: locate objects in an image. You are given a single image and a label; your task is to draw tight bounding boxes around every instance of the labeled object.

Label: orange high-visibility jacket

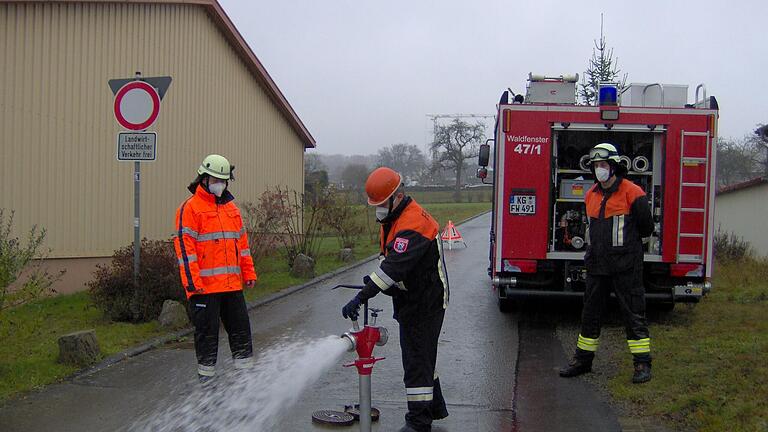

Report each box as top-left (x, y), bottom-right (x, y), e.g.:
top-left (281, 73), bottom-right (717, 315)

top-left (174, 185), bottom-right (257, 297)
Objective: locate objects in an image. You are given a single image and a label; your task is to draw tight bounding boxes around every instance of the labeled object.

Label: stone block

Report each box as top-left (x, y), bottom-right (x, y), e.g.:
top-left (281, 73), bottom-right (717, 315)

top-left (58, 330), bottom-right (100, 367)
top-left (338, 248), bottom-right (354, 263)
top-left (158, 300), bottom-right (189, 329)
top-left (291, 253), bottom-right (315, 278)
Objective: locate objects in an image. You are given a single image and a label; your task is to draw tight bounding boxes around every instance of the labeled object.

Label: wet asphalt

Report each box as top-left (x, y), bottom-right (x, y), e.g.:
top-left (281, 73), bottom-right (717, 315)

top-left (0, 213), bottom-right (622, 431)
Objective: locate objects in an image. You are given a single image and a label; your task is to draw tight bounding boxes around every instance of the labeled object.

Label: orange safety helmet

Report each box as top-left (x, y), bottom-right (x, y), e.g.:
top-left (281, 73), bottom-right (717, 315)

top-left (365, 167), bottom-right (402, 205)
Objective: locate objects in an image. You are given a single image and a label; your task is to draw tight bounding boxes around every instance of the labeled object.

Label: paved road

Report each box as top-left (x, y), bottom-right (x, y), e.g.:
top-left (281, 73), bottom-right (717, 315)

top-left (0, 213), bottom-right (620, 431)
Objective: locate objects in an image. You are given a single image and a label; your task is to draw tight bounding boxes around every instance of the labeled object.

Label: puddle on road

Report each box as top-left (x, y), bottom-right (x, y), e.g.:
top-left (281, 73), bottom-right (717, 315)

top-left (128, 335), bottom-right (349, 432)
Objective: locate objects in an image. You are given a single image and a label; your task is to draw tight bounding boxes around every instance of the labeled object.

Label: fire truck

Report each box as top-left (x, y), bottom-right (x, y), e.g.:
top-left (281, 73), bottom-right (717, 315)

top-left (477, 73), bottom-right (719, 311)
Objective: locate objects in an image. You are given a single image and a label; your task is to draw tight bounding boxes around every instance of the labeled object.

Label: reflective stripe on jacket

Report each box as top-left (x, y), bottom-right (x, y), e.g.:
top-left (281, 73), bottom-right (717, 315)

top-left (584, 178), bottom-right (653, 275)
top-left (173, 185), bottom-right (258, 297)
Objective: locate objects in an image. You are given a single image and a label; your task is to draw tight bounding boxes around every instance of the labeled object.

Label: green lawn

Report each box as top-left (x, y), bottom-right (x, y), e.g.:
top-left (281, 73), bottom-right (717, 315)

top-left (607, 258), bottom-right (768, 432)
top-left (0, 293), bottom-right (161, 401)
top-left (0, 201), bottom-right (489, 402)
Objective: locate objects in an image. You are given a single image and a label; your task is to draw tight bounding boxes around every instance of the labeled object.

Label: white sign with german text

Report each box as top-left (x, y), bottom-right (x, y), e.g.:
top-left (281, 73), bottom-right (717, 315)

top-left (117, 132), bottom-right (157, 161)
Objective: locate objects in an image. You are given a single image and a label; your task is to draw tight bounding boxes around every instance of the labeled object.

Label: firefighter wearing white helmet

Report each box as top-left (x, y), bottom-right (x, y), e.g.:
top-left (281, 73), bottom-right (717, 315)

top-left (174, 154), bottom-right (257, 384)
top-left (560, 143), bottom-right (655, 384)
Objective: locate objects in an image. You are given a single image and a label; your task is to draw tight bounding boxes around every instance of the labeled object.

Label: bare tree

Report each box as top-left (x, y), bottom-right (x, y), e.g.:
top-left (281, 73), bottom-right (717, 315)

top-left (341, 163), bottom-right (370, 202)
top-left (304, 153), bottom-right (327, 174)
top-left (716, 137), bottom-right (759, 187)
top-left (304, 153), bottom-right (329, 203)
top-left (430, 119), bottom-right (486, 196)
top-left (715, 127), bottom-right (768, 187)
top-left (376, 143), bottom-right (427, 183)
top-left (578, 14), bottom-right (627, 105)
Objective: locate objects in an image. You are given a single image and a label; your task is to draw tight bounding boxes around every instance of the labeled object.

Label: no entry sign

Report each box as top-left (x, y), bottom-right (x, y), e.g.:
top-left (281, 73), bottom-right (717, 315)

top-left (113, 81), bottom-right (160, 131)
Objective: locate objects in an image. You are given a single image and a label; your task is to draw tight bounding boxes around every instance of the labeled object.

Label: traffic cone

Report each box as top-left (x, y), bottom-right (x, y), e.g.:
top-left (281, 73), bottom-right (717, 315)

top-left (441, 220), bottom-right (466, 250)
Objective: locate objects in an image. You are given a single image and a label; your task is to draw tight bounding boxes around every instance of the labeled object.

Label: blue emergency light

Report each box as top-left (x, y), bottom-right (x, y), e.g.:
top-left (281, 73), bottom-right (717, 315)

top-left (598, 82), bottom-right (620, 120)
top-left (598, 83), bottom-right (618, 106)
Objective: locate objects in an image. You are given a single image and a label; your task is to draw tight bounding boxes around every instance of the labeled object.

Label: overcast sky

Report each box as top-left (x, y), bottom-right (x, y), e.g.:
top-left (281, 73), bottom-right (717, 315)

top-left (219, 0), bottom-right (767, 156)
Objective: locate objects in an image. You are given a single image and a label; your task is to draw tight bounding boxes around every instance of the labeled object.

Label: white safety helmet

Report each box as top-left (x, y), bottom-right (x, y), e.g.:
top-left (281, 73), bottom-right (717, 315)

top-left (197, 154), bottom-right (234, 180)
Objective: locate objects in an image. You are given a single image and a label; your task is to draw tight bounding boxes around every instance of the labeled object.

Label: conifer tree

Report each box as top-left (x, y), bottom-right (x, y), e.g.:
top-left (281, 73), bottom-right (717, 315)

top-left (579, 14), bottom-right (627, 105)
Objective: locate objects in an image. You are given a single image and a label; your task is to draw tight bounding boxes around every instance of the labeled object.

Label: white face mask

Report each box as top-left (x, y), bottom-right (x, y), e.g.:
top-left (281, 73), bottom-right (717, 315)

top-left (375, 206), bottom-right (389, 221)
top-left (208, 182), bottom-right (226, 197)
top-left (595, 167), bottom-right (611, 183)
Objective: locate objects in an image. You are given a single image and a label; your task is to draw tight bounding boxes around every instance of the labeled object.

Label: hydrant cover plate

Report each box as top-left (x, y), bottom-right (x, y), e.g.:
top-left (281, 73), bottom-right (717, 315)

top-left (311, 410), bottom-right (355, 426)
top-left (345, 404), bottom-right (381, 422)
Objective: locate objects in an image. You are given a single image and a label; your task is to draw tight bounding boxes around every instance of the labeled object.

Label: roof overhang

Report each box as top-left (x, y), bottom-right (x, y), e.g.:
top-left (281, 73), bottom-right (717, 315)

top-left (717, 177), bottom-right (768, 196)
top-left (3, 0), bottom-right (317, 149)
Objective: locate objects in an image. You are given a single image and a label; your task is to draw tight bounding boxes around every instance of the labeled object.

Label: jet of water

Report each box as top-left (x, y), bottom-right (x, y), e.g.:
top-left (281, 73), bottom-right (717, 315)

top-left (131, 335), bottom-right (349, 432)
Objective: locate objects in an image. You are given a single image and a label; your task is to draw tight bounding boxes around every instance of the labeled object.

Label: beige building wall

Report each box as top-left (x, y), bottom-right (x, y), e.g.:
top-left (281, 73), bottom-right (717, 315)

top-left (0, 2), bottom-right (309, 292)
top-left (714, 184), bottom-right (768, 257)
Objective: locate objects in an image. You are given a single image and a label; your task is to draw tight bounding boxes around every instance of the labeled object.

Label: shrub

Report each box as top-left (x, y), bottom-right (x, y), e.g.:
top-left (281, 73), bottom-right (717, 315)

top-left (322, 186), bottom-right (363, 249)
top-left (0, 209), bottom-right (62, 316)
top-left (88, 238), bottom-right (184, 322)
top-left (241, 191), bottom-right (292, 264)
top-left (713, 225), bottom-right (753, 262)
top-left (252, 187), bottom-right (329, 267)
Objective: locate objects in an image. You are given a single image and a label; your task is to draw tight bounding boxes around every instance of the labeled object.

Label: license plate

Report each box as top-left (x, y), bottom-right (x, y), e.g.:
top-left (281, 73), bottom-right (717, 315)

top-left (509, 195), bottom-right (536, 215)
top-left (674, 284), bottom-right (704, 298)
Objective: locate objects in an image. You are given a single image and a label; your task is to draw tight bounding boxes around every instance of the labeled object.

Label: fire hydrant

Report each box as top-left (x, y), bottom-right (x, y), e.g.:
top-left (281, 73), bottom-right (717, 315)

top-left (341, 303), bottom-right (388, 432)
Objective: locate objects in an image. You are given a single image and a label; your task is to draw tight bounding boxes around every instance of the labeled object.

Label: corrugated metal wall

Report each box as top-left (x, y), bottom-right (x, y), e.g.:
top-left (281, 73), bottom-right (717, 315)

top-left (0, 2), bottom-right (306, 257)
top-left (715, 186), bottom-right (768, 257)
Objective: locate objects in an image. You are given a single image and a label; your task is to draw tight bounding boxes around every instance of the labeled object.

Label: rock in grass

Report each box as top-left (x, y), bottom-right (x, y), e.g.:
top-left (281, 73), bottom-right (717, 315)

top-left (58, 330), bottom-right (100, 367)
top-left (292, 253), bottom-right (315, 278)
top-left (158, 300), bottom-right (189, 329)
top-left (339, 248), bottom-right (354, 263)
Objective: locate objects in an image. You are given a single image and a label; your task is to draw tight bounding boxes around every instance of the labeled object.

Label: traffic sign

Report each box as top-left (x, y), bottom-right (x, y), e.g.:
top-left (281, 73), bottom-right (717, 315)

top-left (113, 81), bottom-right (160, 131)
top-left (117, 132), bottom-right (157, 161)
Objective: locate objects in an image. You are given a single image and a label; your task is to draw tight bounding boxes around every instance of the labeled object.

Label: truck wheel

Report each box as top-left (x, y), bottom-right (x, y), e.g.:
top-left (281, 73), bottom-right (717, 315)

top-left (498, 297), bottom-right (516, 313)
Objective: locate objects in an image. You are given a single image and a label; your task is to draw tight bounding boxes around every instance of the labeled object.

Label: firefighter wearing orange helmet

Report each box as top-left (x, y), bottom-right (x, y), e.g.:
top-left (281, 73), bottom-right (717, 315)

top-left (341, 167), bottom-right (450, 432)
top-left (174, 154), bottom-right (257, 383)
top-left (560, 143), bottom-right (655, 384)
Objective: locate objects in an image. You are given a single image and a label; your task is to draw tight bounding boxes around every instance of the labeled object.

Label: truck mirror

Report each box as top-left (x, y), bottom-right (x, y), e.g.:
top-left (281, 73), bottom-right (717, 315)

top-left (477, 167), bottom-right (488, 179)
top-left (478, 142), bottom-right (491, 167)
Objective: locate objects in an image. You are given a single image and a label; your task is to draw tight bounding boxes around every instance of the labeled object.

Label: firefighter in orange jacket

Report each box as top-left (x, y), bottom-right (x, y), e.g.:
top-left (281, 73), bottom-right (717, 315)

top-left (341, 167), bottom-right (450, 432)
top-left (174, 154), bottom-right (257, 383)
top-left (560, 143), bottom-right (654, 384)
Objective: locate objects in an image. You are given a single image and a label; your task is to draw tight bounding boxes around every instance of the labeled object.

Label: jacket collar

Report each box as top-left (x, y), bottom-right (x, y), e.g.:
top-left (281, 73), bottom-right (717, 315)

top-left (193, 184), bottom-right (235, 205)
top-left (598, 176), bottom-right (623, 195)
top-left (380, 196), bottom-right (412, 224)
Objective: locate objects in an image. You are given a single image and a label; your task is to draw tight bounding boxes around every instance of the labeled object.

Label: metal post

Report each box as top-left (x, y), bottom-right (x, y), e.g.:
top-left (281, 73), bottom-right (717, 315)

top-left (359, 374), bottom-right (372, 432)
top-left (134, 161), bottom-right (140, 284)
top-left (132, 70), bottom-right (143, 286)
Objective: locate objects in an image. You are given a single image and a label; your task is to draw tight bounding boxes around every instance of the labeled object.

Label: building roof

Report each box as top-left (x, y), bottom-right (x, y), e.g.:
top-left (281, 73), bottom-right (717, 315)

top-left (717, 177), bottom-right (768, 196)
top-left (3, 0), bottom-right (316, 149)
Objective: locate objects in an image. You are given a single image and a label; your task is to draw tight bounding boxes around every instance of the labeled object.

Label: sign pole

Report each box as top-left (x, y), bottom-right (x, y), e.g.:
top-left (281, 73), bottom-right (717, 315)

top-left (133, 70), bottom-right (142, 286)
top-left (134, 160), bottom-right (141, 284)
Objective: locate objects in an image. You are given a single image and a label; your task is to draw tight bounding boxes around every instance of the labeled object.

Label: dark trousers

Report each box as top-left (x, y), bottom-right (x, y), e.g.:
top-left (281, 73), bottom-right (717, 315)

top-left (579, 265), bottom-right (651, 364)
top-left (188, 291), bottom-right (253, 377)
top-left (398, 308), bottom-right (447, 430)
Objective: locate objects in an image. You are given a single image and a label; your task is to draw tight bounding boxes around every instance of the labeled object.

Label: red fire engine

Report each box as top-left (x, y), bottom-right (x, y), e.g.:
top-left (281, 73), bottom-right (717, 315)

top-left (477, 73), bottom-right (719, 311)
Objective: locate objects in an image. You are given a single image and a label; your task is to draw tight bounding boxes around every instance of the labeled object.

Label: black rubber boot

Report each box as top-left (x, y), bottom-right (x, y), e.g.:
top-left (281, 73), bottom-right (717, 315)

top-left (559, 357), bottom-right (593, 377)
top-left (632, 362), bottom-right (652, 383)
top-left (432, 406), bottom-right (449, 420)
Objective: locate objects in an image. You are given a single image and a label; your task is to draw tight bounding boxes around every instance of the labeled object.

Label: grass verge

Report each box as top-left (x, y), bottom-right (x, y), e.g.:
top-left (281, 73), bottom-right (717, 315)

top-left (558, 258), bottom-right (768, 432)
top-left (0, 201), bottom-right (489, 402)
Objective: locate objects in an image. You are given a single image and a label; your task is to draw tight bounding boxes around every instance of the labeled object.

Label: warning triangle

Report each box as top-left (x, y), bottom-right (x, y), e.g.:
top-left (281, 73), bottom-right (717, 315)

top-left (441, 220), bottom-right (467, 250)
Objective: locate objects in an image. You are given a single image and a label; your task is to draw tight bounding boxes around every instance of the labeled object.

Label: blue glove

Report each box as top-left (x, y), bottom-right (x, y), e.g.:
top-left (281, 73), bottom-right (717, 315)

top-left (342, 296), bottom-right (362, 320)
